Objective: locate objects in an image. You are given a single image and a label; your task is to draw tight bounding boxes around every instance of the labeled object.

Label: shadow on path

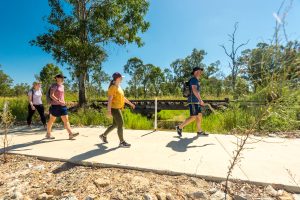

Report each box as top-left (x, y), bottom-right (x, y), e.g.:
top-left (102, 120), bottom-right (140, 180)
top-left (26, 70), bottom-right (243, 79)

top-left (0, 138), bottom-right (69, 153)
top-left (166, 135), bottom-right (215, 152)
top-left (70, 143), bottom-right (119, 161)
top-left (52, 143), bottom-right (119, 174)
top-left (141, 130), bottom-right (157, 137)
top-left (6, 126), bottom-right (64, 135)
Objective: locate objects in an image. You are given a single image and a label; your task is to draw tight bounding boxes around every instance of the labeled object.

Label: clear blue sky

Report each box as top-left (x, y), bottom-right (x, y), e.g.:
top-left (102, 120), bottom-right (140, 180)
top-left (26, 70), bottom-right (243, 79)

top-left (0, 0), bottom-right (299, 86)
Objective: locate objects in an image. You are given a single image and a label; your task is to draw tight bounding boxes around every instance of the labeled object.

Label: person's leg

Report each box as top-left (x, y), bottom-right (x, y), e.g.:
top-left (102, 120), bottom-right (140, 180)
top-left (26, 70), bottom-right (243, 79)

top-left (26, 104), bottom-right (35, 127)
top-left (103, 117), bottom-right (117, 137)
top-left (179, 104), bottom-right (198, 129)
top-left (112, 109), bottom-right (124, 142)
top-left (36, 105), bottom-right (46, 127)
top-left (100, 115), bottom-right (117, 143)
top-left (179, 116), bottom-right (196, 129)
top-left (195, 106), bottom-right (208, 136)
top-left (47, 114), bottom-right (56, 137)
top-left (112, 109), bottom-right (130, 147)
top-left (195, 113), bottom-right (203, 132)
top-left (176, 104), bottom-right (197, 137)
top-left (61, 115), bottom-right (79, 139)
top-left (61, 115), bottom-right (73, 135)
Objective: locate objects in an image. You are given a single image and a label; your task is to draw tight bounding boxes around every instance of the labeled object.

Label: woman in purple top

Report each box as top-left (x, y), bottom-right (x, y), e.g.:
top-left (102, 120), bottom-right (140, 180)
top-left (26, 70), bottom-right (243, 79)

top-left (46, 74), bottom-right (79, 140)
top-left (27, 81), bottom-right (46, 128)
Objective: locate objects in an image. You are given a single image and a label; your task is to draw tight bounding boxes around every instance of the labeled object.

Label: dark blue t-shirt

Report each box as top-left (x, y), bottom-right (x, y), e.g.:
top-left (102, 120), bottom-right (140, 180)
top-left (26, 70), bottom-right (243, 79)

top-left (188, 77), bottom-right (200, 103)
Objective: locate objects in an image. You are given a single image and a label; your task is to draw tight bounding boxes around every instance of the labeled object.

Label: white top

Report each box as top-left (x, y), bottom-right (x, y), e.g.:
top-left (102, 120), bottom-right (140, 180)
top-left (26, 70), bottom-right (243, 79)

top-left (28, 89), bottom-right (43, 105)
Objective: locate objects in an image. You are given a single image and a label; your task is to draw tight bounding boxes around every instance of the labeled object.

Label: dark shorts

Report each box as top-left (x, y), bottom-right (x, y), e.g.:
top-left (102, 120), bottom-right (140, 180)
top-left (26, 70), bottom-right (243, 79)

top-left (49, 105), bottom-right (68, 117)
top-left (189, 104), bottom-right (202, 116)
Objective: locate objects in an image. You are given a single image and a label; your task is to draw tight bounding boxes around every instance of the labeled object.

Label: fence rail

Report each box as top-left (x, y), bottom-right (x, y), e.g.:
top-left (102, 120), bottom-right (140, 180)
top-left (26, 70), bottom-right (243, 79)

top-left (89, 98), bottom-right (231, 116)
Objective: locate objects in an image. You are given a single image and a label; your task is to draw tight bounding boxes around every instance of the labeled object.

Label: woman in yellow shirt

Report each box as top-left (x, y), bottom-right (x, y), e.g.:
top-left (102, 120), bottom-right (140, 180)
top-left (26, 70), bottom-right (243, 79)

top-left (100, 72), bottom-right (135, 147)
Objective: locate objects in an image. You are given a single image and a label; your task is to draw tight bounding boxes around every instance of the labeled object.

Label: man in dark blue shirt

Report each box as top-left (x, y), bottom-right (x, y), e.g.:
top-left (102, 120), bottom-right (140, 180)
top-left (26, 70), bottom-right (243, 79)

top-left (176, 67), bottom-right (208, 137)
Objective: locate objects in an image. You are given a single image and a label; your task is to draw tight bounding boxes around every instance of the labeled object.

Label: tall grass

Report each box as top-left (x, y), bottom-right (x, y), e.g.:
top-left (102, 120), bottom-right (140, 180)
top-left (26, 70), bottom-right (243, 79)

top-left (156, 106), bottom-right (256, 133)
top-left (68, 108), bottom-right (153, 130)
top-left (0, 96), bottom-right (31, 121)
top-left (0, 92), bottom-right (298, 133)
top-left (68, 108), bottom-right (112, 126)
top-left (157, 102), bottom-right (298, 133)
top-left (123, 109), bottom-right (153, 130)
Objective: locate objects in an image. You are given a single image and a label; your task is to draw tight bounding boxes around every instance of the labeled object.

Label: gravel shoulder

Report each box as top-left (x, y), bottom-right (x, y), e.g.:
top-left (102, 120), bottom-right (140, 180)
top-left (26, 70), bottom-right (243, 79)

top-left (0, 155), bottom-right (299, 200)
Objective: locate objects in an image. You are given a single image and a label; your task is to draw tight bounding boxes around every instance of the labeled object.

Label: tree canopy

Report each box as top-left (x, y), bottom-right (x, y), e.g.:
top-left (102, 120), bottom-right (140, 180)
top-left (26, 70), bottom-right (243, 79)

top-left (31, 0), bottom-right (150, 106)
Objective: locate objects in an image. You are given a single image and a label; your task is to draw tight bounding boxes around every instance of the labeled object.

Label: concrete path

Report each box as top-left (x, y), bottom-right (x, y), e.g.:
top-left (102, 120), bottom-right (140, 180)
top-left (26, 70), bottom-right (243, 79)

top-left (1, 126), bottom-right (300, 192)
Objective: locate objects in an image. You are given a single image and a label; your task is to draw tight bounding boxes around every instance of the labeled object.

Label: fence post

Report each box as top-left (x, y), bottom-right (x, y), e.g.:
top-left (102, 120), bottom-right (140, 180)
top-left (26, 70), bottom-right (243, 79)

top-left (154, 97), bottom-right (158, 131)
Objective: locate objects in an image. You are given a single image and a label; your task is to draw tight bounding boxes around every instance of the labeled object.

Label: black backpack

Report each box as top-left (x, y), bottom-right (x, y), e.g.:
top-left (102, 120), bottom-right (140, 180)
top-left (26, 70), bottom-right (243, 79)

top-left (46, 84), bottom-right (57, 104)
top-left (182, 79), bottom-right (191, 97)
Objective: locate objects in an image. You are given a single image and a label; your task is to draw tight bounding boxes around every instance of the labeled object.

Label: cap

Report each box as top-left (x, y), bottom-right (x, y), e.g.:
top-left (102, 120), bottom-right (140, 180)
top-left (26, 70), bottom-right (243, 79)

top-left (191, 67), bottom-right (204, 75)
top-left (112, 72), bottom-right (124, 80)
top-left (55, 74), bottom-right (67, 79)
top-left (33, 81), bottom-right (42, 85)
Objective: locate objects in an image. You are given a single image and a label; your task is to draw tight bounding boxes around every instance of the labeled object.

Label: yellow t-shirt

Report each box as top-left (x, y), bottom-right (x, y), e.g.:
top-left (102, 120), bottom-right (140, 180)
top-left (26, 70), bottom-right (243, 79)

top-left (108, 85), bottom-right (125, 109)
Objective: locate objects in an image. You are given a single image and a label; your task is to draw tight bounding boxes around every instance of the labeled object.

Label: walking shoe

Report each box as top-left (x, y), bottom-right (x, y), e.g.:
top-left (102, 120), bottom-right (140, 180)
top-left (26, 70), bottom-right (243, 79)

top-left (45, 135), bottom-right (55, 140)
top-left (69, 132), bottom-right (79, 140)
top-left (119, 141), bottom-right (131, 148)
top-left (99, 134), bottom-right (108, 143)
top-left (176, 126), bottom-right (182, 137)
top-left (197, 131), bottom-right (209, 136)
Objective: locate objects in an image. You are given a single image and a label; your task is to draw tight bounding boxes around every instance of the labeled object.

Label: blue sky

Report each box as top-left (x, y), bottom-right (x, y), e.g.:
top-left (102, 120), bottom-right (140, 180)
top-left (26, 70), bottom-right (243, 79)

top-left (0, 0), bottom-right (300, 86)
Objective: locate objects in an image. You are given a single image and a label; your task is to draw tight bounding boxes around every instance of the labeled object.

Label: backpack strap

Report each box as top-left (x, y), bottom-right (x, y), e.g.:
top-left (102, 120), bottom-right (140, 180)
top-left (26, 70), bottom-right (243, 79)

top-left (30, 89), bottom-right (34, 102)
top-left (188, 78), bottom-right (193, 102)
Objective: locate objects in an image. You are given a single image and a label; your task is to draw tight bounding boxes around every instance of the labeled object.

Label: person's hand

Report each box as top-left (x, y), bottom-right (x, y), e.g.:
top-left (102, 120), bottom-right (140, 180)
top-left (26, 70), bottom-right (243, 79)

top-left (131, 103), bottom-right (136, 110)
top-left (200, 100), bottom-right (205, 106)
top-left (57, 99), bottom-right (65, 105)
top-left (31, 106), bottom-right (36, 110)
top-left (107, 110), bottom-right (112, 118)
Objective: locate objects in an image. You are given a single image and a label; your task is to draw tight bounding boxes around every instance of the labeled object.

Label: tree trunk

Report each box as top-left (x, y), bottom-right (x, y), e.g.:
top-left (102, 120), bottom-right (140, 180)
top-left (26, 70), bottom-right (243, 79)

top-left (232, 63), bottom-right (238, 99)
top-left (155, 85), bottom-right (159, 97)
top-left (78, 72), bottom-right (87, 106)
top-left (134, 78), bottom-right (138, 99)
top-left (98, 84), bottom-right (102, 98)
top-left (143, 85), bottom-right (147, 98)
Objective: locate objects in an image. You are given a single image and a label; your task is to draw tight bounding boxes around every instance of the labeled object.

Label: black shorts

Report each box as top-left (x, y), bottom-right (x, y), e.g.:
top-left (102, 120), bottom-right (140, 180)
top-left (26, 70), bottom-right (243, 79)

top-left (189, 104), bottom-right (202, 116)
top-left (49, 105), bottom-right (68, 117)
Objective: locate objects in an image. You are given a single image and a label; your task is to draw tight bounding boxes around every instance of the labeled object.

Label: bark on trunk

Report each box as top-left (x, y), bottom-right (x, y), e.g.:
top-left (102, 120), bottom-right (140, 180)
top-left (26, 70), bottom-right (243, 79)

top-left (78, 72), bottom-right (87, 106)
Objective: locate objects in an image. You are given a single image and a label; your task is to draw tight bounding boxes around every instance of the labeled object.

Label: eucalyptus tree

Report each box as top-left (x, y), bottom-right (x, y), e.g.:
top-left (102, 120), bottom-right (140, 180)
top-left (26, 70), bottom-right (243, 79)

top-left (31, 0), bottom-right (150, 106)
top-left (36, 63), bottom-right (62, 92)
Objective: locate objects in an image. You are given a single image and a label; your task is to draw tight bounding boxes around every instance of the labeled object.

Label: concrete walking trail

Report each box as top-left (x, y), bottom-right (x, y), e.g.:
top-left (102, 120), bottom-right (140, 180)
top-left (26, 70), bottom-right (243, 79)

top-left (1, 126), bottom-right (300, 192)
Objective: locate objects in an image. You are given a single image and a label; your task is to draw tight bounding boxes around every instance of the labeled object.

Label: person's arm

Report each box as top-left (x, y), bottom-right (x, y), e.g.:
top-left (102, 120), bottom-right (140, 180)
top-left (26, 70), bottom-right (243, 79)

top-left (28, 91), bottom-right (35, 110)
top-left (50, 87), bottom-right (63, 104)
top-left (191, 85), bottom-right (204, 106)
top-left (107, 96), bottom-right (113, 117)
top-left (124, 97), bottom-right (135, 109)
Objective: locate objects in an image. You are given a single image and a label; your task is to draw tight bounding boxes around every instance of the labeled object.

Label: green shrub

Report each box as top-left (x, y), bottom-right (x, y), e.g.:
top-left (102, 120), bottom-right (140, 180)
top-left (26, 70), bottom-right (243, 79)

top-left (7, 98), bottom-right (29, 121)
top-left (69, 108), bottom-right (112, 126)
top-left (0, 97), bottom-right (32, 121)
top-left (123, 109), bottom-right (153, 130)
top-left (158, 110), bottom-right (188, 121)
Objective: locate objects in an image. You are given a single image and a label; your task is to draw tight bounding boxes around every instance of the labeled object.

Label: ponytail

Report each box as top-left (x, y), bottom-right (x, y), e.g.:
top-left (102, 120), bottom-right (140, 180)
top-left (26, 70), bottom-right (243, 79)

top-left (109, 80), bottom-right (115, 88)
top-left (109, 72), bottom-right (122, 88)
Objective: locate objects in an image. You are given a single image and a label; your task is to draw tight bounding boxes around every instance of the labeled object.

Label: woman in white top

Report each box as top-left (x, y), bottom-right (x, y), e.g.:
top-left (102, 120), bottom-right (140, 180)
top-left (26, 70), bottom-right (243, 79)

top-left (27, 82), bottom-right (46, 128)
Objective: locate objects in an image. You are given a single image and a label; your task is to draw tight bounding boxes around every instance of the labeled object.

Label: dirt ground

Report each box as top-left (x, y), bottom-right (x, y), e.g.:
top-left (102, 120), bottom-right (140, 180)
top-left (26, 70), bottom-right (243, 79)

top-left (0, 154), bottom-right (297, 200)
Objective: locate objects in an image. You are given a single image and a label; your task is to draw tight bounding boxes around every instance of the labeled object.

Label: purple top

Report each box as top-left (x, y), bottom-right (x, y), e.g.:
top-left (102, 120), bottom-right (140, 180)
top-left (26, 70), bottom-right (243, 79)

top-left (50, 84), bottom-right (65, 106)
